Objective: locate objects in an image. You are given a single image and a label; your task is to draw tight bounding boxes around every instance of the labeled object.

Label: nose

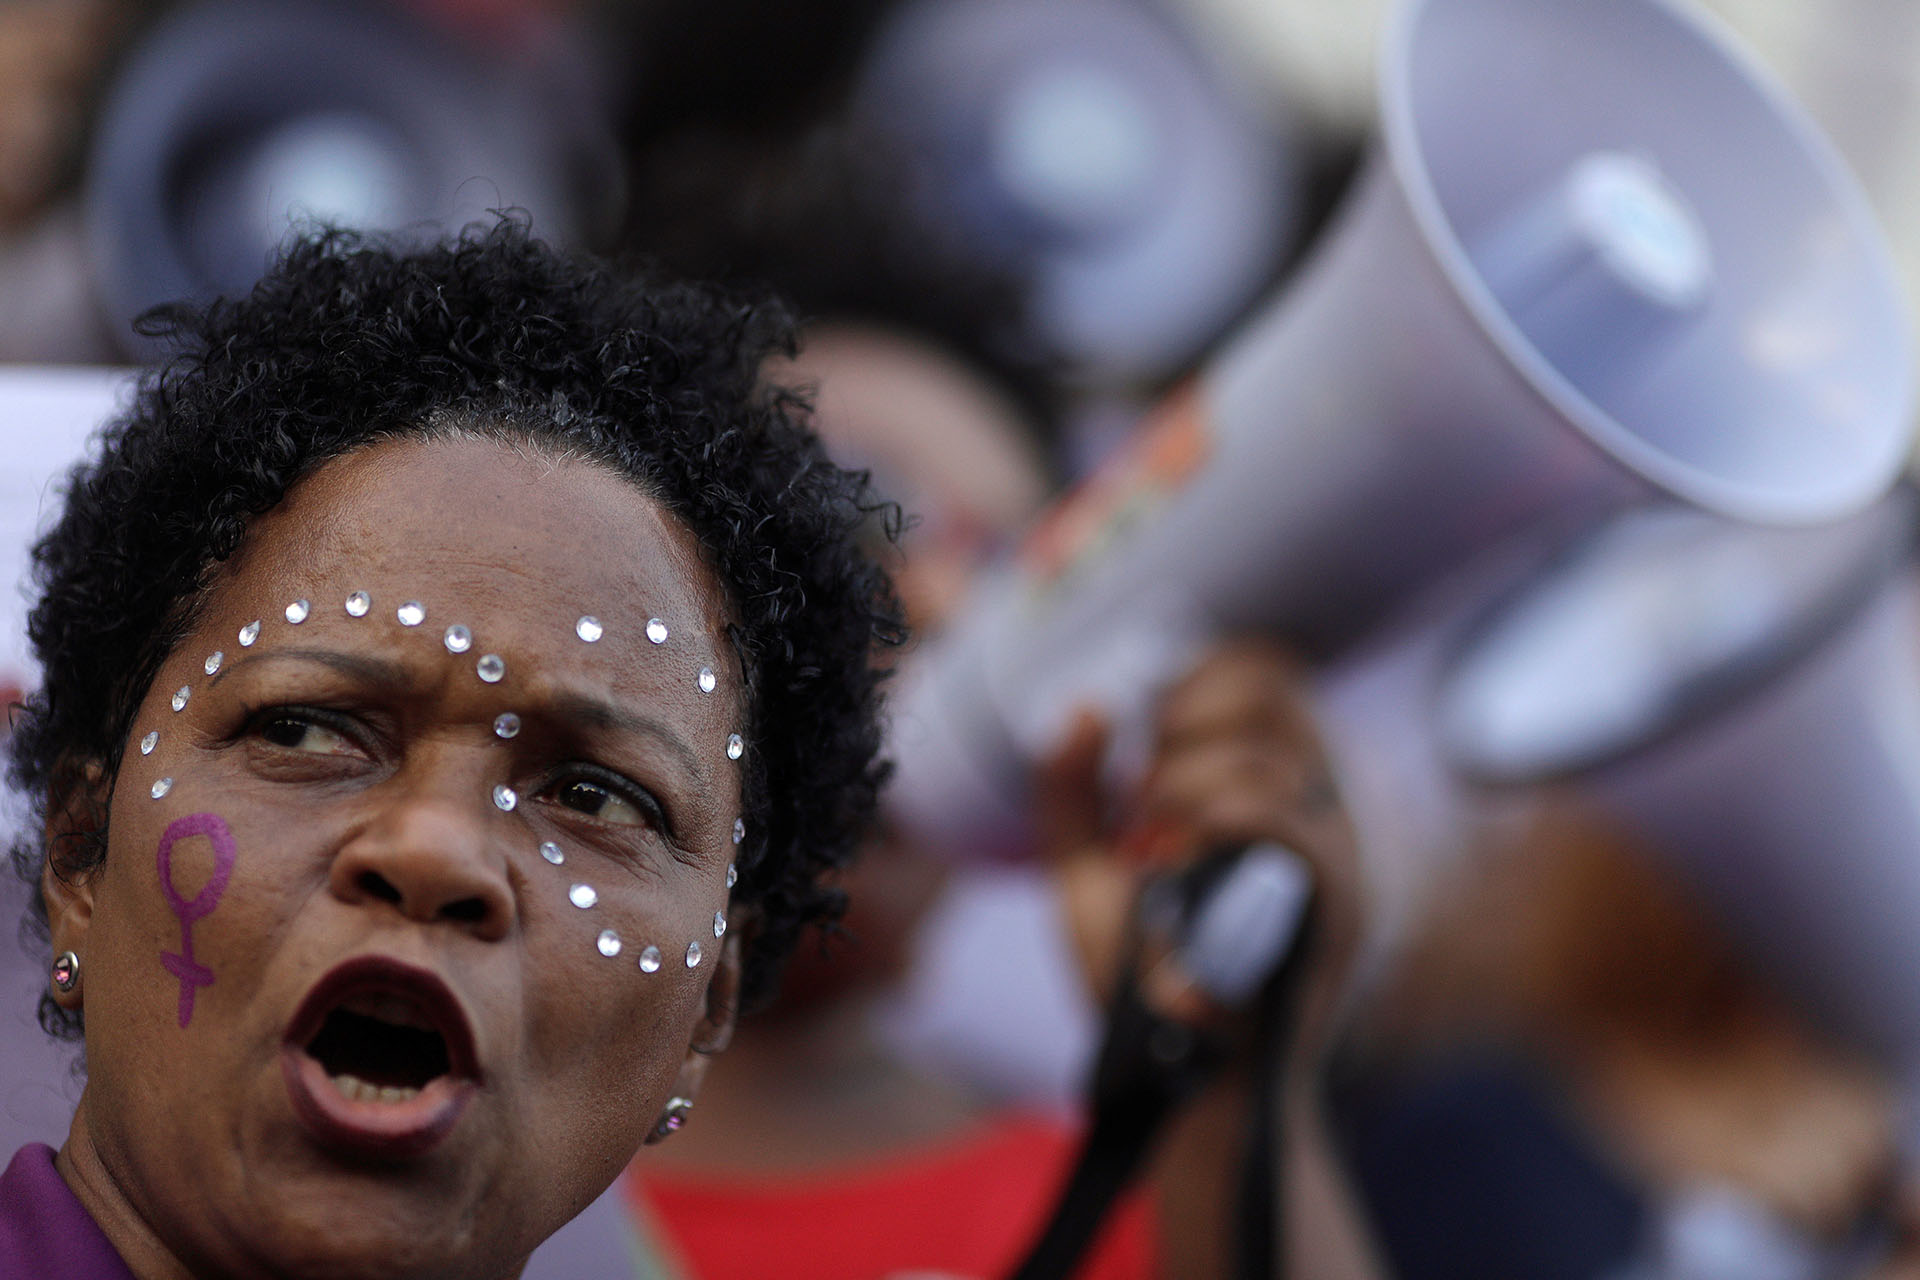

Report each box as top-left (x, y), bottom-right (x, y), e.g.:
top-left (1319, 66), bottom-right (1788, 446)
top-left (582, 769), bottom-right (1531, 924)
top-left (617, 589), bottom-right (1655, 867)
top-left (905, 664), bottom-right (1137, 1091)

top-left (329, 775), bottom-right (516, 943)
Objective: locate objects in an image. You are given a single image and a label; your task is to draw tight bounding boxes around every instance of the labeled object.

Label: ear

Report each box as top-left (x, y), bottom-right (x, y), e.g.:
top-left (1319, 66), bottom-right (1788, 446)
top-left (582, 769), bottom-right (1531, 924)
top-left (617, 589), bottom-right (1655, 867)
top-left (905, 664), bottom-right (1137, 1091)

top-left (647, 926), bottom-right (749, 1143)
top-left (689, 925), bottom-right (746, 1056)
top-left (41, 760), bottom-right (109, 1012)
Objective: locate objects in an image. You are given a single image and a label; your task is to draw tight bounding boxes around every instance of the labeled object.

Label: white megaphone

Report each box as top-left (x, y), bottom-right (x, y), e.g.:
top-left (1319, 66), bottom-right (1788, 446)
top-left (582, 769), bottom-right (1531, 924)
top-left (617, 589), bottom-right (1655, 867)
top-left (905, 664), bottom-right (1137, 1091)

top-left (1437, 492), bottom-right (1916, 783)
top-left (1424, 488), bottom-right (1920, 1102)
top-left (886, 0), bottom-right (1914, 861)
top-left (1301, 489), bottom-right (1919, 1045)
top-left (1595, 570), bottom-right (1920, 1088)
top-left (1499, 510), bottom-right (1920, 1080)
top-left (1307, 488), bottom-right (1909, 979)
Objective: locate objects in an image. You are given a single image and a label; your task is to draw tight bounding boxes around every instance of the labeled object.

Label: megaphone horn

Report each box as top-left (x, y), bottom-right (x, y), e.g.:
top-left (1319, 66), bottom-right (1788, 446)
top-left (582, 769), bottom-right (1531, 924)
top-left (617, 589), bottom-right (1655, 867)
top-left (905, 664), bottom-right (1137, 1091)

top-left (1415, 486), bottom-right (1920, 1079)
top-left (1586, 556), bottom-right (1920, 1079)
top-left (886, 0), bottom-right (1914, 860)
top-left (84, 0), bottom-right (618, 354)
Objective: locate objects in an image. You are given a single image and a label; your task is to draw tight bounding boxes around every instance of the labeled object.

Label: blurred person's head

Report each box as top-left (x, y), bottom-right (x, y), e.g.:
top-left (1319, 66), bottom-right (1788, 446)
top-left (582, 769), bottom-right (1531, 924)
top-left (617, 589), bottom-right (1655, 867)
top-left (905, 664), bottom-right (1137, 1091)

top-left (760, 322), bottom-right (1050, 1007)
top-left (0, 0), bottom-right (122, 228)
top-left (618, 105), bottom-right (1058, 1008)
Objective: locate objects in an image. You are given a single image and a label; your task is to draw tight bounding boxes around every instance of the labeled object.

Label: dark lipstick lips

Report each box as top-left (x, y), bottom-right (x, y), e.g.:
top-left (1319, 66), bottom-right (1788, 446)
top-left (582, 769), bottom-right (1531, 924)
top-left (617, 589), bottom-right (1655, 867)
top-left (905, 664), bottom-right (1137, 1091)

top-left (280, 956), bottom-right (482, 1160)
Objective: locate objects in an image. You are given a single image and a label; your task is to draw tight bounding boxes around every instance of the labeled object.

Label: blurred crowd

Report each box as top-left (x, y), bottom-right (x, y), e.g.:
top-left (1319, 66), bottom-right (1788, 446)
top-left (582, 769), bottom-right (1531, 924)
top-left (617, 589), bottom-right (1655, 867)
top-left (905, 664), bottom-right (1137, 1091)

top-left (7, 1), bottom-right (1920, 1278)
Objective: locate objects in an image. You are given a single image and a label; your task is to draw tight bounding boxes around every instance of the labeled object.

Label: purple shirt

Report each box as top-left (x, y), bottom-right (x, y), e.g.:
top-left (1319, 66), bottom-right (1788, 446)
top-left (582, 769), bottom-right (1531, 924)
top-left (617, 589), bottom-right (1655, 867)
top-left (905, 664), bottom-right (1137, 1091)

top-left (0, 1145), bottom-right (136, 1279)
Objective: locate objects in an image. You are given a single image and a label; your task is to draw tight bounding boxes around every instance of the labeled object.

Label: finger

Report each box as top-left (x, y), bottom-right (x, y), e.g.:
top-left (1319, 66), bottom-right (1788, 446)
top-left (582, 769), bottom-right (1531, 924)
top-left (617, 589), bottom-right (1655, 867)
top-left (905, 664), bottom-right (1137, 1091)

top-left (1055, 852), bottom-right (1137, 1005)
top-left (1114, 815), bottom-right (1197, 869)
top-left (1031, 706), bottom-right (1111, 862)
top-left (1154, 640), bottom-right (1324, 758)
top-left (1131, 737), bottom-right (1364, 952)
top-left (1136, 737), bottom-right (1340, 841)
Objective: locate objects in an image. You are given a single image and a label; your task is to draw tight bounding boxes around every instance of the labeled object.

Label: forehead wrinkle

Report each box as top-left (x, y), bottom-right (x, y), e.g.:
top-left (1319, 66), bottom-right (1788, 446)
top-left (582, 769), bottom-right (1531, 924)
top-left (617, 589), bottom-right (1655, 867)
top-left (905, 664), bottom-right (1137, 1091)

top-left (204, 649), bottom-right (716, 783)
top-left (256, 437), bottom-right (733, 646)
top-left (205, 648), bottom-right (719, 790)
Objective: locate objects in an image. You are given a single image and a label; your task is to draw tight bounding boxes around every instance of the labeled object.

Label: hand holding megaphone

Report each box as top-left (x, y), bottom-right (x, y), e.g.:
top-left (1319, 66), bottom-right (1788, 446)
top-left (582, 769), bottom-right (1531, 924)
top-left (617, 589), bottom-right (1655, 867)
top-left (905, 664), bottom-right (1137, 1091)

top-left (1008, 638), bottom-right (1368, 1280)
top-left (1036, 638), bottom-right (1356, 1035)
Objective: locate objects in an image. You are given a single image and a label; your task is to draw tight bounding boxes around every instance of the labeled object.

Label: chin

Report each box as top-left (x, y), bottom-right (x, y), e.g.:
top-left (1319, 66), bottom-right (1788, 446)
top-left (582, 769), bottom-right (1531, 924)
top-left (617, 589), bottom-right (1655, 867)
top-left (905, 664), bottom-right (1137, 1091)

top-left (243, 1206), bottom-right (527, 1280)
top-left (225, 1148), bottom-right (535, 1280)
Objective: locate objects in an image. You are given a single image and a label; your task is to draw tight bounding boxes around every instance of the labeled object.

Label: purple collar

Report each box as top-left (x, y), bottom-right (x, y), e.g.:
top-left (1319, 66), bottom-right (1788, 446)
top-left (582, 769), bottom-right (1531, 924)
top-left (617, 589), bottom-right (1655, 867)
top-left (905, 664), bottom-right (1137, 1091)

top-left (0, 1145), bottom-right (137, 1279)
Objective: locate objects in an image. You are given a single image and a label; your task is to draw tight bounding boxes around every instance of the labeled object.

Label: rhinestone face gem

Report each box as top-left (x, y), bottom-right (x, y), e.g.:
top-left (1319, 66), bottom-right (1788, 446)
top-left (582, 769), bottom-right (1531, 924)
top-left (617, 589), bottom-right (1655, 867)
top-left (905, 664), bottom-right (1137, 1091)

top-left (696, 668), bottom-right (717, 694)
top-left (494, 713), bottom-right (521, 739)
top-left (444, 625), bottom-right (472, 654)
top-left (726, 862), bottom-right (737, 889)
top-left (204, 651), bottom-right (224, 676)
top-left (646, 618), bottom-right (668, 645)
top-left (150, 777), bottom-right (172, 800)
top-left (569, 883), bottom-right (598, 909)
top-left (397, 601), bottom-right (426, 627)
top-left (726, 733), bottom-right (743, 760)
top-left (170, 686), bottom-right (190, 712)
top-left (539, 841), bottom-right (564, 865)
top-left (140, 731), bottom-right (158, 756)
top-left (492, 785), bottom-right (517, 812)
top-left (732, 818), bottom-right (745, 845)
top-left (345, 591), bottom-right (371, 617)
top-left (476, 654), bottom-right (506, 684)
top-left (575, 616), bottom-right (603, 643)
top-left (637, 945), bottom-right (662, 973)
top-left (597, 930), bottom-right (623, 958)
top-left (239, 620), bottom-right (261, 647)
top-left (685, 941), bottom-right (702, 968)
top-left (285, 599), bottom-right (311, 625)
top-left (713, 911), bottom-right (726, 939)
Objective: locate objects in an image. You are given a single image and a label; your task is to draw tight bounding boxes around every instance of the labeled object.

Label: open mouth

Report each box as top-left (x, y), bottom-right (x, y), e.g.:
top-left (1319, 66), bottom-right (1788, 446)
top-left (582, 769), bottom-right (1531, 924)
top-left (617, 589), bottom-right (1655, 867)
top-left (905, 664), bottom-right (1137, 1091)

top-left (281, 957), bottom-right (480, 1157)
top-left (304, 995), bottom-right (455, 1103)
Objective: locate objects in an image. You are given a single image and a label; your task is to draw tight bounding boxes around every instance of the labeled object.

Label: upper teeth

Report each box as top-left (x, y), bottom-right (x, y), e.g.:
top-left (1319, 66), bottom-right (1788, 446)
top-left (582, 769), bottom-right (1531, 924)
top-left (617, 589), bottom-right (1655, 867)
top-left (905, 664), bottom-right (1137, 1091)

top-left (338, 992), bottom-right (433, 1031)
top-left (330, 1072), bottom-right (421, 1105)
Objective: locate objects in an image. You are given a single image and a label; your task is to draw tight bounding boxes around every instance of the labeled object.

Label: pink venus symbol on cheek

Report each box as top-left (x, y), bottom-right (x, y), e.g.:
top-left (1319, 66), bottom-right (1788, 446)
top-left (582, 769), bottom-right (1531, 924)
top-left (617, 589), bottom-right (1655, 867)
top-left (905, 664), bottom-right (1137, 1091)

top-left (156, 813), bottom-right (237, 1029)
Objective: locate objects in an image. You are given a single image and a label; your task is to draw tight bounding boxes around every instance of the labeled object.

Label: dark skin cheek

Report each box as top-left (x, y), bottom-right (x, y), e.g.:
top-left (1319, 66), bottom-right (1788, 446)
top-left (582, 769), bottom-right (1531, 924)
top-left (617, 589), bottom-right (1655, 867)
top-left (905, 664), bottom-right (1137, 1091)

top-left (155, 812), bottom-right (238, 1029)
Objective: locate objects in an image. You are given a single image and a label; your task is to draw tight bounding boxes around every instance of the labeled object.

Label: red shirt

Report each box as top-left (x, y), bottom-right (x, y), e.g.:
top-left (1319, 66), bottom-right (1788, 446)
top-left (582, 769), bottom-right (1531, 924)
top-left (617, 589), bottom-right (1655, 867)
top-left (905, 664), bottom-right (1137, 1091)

top-left (627, 1114), bottom-right (1156, 1280)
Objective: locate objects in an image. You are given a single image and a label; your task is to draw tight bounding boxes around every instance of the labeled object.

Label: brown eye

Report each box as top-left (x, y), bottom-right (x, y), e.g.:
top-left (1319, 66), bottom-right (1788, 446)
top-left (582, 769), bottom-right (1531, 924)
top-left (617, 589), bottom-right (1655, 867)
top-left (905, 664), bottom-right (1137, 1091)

top-left (548, 778), bottom-right (648, 827)
top-left (257, 714), bottom-right (357, 756)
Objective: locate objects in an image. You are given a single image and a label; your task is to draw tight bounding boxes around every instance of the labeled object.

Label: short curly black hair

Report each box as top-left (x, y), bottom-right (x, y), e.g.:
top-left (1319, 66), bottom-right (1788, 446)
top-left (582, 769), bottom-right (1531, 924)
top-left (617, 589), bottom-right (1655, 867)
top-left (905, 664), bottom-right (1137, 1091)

top-left (8, 219), bottom-right (905, 1036)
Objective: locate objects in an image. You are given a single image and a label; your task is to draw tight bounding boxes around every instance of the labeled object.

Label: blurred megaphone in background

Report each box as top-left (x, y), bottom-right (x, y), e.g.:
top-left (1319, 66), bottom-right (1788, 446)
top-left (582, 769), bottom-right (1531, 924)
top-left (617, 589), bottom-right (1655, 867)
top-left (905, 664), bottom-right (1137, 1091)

top-left (885, 0), bottom-right (1914, 862)
top-left (1493, 498), bottom-right (1920, 1084)
top-left (1438, 491), bottom-right (1916, 784)
top-left (852, 0), bottom-right (1305, 386)
top-left (84, 0), bottom-right (620, 354)
top-left (1315, 491), bottom-right (1918, 1023)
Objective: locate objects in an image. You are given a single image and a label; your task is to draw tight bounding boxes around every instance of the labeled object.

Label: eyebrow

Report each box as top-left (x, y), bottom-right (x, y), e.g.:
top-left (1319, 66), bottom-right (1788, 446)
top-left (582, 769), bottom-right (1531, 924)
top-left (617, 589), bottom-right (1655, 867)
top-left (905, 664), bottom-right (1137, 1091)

top-left (211, 647), bottom-right (709, 781)
top-left (544, 691), bottom-right (707, 783)
top-left (211, 647), bottom-right (405, 689)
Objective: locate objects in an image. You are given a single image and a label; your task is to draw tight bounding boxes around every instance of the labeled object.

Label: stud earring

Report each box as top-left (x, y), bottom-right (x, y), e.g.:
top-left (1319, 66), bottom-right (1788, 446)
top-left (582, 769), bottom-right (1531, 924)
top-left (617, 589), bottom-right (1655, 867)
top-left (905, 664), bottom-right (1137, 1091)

top-left (647, 1096), bottom-right (694, 1144)
top-left (51, 951), bottom-right (79, 994)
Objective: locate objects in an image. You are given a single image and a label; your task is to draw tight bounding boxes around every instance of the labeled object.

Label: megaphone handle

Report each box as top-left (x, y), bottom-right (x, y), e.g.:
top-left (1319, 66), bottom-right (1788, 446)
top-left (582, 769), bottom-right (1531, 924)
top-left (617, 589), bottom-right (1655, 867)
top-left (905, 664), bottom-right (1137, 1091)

top-left (1233, 903), bottom-right (1322, 1280)
top-left (1005, 982), bottom-right (1210, 1280)
top-left (1006, 845), bottom-right (1316, 1280)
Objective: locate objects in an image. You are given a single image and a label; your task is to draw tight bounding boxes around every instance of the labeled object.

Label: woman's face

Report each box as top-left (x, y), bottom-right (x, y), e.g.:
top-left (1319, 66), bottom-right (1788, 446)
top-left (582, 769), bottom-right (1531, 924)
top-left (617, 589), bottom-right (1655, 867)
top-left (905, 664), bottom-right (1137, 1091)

top-left (43, 435), bottom-right (747, 1279)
